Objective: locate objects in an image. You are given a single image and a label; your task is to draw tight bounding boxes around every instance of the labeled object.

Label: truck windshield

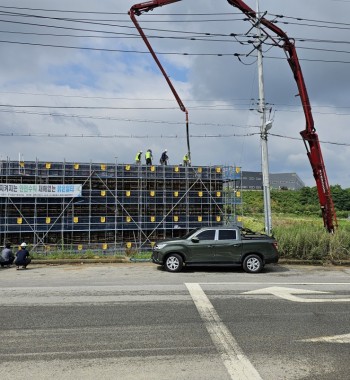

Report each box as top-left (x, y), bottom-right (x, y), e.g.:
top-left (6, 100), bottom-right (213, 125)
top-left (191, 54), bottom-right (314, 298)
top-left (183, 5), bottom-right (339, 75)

top-left (181, 228), bottom-right (201, 239)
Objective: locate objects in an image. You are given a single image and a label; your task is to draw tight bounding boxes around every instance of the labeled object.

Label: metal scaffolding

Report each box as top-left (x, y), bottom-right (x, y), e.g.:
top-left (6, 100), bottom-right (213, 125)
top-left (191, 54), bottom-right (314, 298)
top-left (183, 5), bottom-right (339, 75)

top-left (0, 159), bottom-right (242, 253)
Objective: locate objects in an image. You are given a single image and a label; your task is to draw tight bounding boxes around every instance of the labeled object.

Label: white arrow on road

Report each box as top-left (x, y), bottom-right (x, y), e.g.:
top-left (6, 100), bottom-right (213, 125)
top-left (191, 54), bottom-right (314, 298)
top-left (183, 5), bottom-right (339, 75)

top-left (243, 286), bottom-right (350, 303)
top-left (300, 333), bottom-right (350, 344)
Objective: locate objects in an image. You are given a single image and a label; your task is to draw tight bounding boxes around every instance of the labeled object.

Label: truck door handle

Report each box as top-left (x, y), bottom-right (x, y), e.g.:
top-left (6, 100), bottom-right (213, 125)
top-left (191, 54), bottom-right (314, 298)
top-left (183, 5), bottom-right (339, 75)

top-left (233, 244), bottom-right (240, 247)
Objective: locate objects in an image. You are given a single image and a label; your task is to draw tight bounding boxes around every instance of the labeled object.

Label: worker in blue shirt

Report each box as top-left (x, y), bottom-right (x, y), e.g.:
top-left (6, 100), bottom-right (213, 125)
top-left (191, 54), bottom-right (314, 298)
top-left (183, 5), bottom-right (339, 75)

top-left (15, 242), bottom-right (31, 270)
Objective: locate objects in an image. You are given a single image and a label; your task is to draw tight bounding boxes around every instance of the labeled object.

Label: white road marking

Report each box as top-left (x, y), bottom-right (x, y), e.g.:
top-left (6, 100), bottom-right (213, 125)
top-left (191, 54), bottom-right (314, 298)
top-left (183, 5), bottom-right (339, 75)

top-left (185, 282), bottom-right (262, 380)
top-left (199, 282), bottom-right (350, 285)
top-left (300, 333), bottom-right (350, 344)
top-left (243, 286), bottom-right (350, 303)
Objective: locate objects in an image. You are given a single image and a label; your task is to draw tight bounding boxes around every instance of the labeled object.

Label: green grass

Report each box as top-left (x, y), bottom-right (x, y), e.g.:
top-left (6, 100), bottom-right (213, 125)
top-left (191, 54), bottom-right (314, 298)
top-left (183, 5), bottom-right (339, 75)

top-left (31, 250), bottom-right (124, 260)
top-left (243, 215), bottom-right (350, 262)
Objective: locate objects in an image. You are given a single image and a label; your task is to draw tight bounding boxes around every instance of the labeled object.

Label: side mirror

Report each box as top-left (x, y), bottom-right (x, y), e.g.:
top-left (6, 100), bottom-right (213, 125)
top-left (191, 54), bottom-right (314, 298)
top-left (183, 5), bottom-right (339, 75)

top-left (191, 237), bottom-right (199, 243)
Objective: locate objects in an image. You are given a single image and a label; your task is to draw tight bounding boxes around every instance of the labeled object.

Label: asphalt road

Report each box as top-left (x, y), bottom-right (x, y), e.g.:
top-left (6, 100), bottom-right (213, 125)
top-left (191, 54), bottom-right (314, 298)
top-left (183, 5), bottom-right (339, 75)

top-left (0, 263), bottom-right (349, 380)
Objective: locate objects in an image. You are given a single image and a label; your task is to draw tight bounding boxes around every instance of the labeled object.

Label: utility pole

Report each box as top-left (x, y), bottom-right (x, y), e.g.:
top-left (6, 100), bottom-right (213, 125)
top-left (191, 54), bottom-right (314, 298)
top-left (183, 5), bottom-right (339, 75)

top-left (256, 0), bottom-right (272, 235)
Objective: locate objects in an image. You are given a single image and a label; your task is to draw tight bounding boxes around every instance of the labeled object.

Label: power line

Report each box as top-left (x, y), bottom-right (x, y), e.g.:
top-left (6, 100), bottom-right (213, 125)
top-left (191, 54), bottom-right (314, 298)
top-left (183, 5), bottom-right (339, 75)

top-left (0, 10), bottom-right (245, 23)
top-left (3, 11), bottom-right (350, 49)
top-left (0, 130), bottom-right (348, 148)
top-left (269, 133), bottom-right (350, 147)
top-left (3, 90), bottom-right (350, 111)
top-left (0, 6), bottom-right (128, 14)
top-left (269, 12), bottom-right (350, 28)
top-left (2, 102), bottom-right (350, 116)
top-left (0, 90), bottom-right (255, 103)
top-left (0, 104), bottom-right (258, 112)
top-left (0, 6), bottom-right (242, 16)
top-left (0, 131), bottom-right (259, 139)
top-left (2, 38), bottom-right (350, 64)
top-left (4, 27), bottom-right (350, 49)
top-left (0, 108), bottom-right (259, 128)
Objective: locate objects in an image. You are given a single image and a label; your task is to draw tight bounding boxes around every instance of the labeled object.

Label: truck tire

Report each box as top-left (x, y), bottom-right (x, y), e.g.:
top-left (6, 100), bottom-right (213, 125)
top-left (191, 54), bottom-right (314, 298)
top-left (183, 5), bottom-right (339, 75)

top-left (165, 254), bottom-right (183, 272)
top-left (243, 254), bottom-right (263, 273)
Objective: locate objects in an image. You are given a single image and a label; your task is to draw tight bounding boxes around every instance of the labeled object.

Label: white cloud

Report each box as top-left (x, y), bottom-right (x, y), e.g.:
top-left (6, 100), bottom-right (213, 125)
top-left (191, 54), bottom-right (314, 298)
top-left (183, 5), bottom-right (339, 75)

top-left (0, 0), bottom-right (349, 188)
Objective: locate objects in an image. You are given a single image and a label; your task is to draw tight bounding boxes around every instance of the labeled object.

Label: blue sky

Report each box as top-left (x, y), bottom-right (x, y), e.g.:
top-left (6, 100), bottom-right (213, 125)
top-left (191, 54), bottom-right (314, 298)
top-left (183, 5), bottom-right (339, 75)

top-left (1, 0), bottom-right (350, 187)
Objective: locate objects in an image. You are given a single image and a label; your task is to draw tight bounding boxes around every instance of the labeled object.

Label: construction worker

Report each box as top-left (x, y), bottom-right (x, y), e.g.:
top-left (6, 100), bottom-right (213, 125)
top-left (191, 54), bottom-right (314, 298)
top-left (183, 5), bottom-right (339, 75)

top-left (183, 153), bottom-right (190, 167)
top-left (160, 149), bottom-right (169, 165)
top-left (135, 150), bottom-right (142, 165)
top-left (145, 149), bottom-right (153, 165)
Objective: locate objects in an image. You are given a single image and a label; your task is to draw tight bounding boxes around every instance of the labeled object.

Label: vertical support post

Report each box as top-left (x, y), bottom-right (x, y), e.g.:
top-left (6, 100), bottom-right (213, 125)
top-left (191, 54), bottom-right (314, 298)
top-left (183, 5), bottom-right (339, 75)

top-left (257, 0), bottom-right (272, 235)
top-left (163, 165), bottom-right (166, 239)
top-left (114, 158), bottom-right (118, 251)
top-left (185, 166), bottom-right (189, 232)
top-left (89, 161), bottom-right (92, 246)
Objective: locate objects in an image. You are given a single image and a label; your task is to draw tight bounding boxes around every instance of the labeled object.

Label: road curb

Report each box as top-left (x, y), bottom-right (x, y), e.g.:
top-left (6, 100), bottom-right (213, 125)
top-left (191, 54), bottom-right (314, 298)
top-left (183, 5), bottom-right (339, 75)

top-left (278, 259), bottom-right (350, 266)
top-left (29, 258), bottom-right (350, 266)
top-left (31, 258), bottom-right (130, 265)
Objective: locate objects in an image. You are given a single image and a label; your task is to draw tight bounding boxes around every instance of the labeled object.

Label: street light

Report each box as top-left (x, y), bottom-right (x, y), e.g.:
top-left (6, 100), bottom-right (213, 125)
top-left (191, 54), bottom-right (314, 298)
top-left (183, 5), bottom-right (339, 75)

top-left (265, 120), bottom-right (273, 131)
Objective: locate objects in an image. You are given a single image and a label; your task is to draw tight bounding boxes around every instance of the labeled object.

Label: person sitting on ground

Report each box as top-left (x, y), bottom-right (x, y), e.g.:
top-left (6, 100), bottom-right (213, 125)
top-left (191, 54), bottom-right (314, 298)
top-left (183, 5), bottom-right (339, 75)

top-left (1, 242), bottom-right (15, 268)
top-left (15, 242), bottom-right (31, 270)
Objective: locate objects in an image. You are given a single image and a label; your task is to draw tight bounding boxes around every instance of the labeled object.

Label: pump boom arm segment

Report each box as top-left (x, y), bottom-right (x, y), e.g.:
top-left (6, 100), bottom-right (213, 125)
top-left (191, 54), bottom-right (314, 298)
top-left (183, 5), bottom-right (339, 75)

top-left (129, 0), bottom-right (191, 161)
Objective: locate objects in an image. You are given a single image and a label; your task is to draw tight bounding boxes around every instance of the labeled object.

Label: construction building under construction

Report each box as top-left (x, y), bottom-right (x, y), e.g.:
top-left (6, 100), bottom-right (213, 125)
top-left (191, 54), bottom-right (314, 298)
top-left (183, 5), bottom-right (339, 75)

top-left (0, 160), bottom-right (242, 253)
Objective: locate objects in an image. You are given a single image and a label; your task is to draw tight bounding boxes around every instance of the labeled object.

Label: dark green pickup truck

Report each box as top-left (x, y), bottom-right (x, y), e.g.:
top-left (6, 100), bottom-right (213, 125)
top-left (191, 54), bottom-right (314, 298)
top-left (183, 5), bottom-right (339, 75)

top-left (152, 226), bottom-right (279, 273)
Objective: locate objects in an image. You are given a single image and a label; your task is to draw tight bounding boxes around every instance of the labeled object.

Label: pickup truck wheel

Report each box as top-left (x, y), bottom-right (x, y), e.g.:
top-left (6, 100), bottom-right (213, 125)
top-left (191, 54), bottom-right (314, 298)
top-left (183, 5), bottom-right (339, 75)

top-left (243, 254), bottom-right (263, 273)
top-left (165, 254), bottom-right (183, 272)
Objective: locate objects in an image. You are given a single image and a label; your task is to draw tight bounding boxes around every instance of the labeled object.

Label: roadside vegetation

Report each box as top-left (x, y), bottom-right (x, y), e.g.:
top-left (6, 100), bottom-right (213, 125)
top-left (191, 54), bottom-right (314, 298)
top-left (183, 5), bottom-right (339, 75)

top-left (241, 186), bottom-right (350, 263)
top-left (30, 250), bottom-right (125, 260)
top-left (30, 186), bottom-right (350, 263)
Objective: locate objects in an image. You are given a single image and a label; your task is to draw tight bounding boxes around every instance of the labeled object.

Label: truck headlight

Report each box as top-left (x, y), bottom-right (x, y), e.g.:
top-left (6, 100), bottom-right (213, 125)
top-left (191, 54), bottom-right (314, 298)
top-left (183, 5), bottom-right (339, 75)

top-left (155, 243), bottom-right (167, 250)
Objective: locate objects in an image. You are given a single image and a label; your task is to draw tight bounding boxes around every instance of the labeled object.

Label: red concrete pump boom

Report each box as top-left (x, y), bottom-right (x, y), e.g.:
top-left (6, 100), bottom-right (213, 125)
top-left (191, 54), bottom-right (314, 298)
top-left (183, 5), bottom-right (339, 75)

top-left (227, 0), bottom-right (337, 232)
top-left (129, 0), bottom-right (337, 232)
